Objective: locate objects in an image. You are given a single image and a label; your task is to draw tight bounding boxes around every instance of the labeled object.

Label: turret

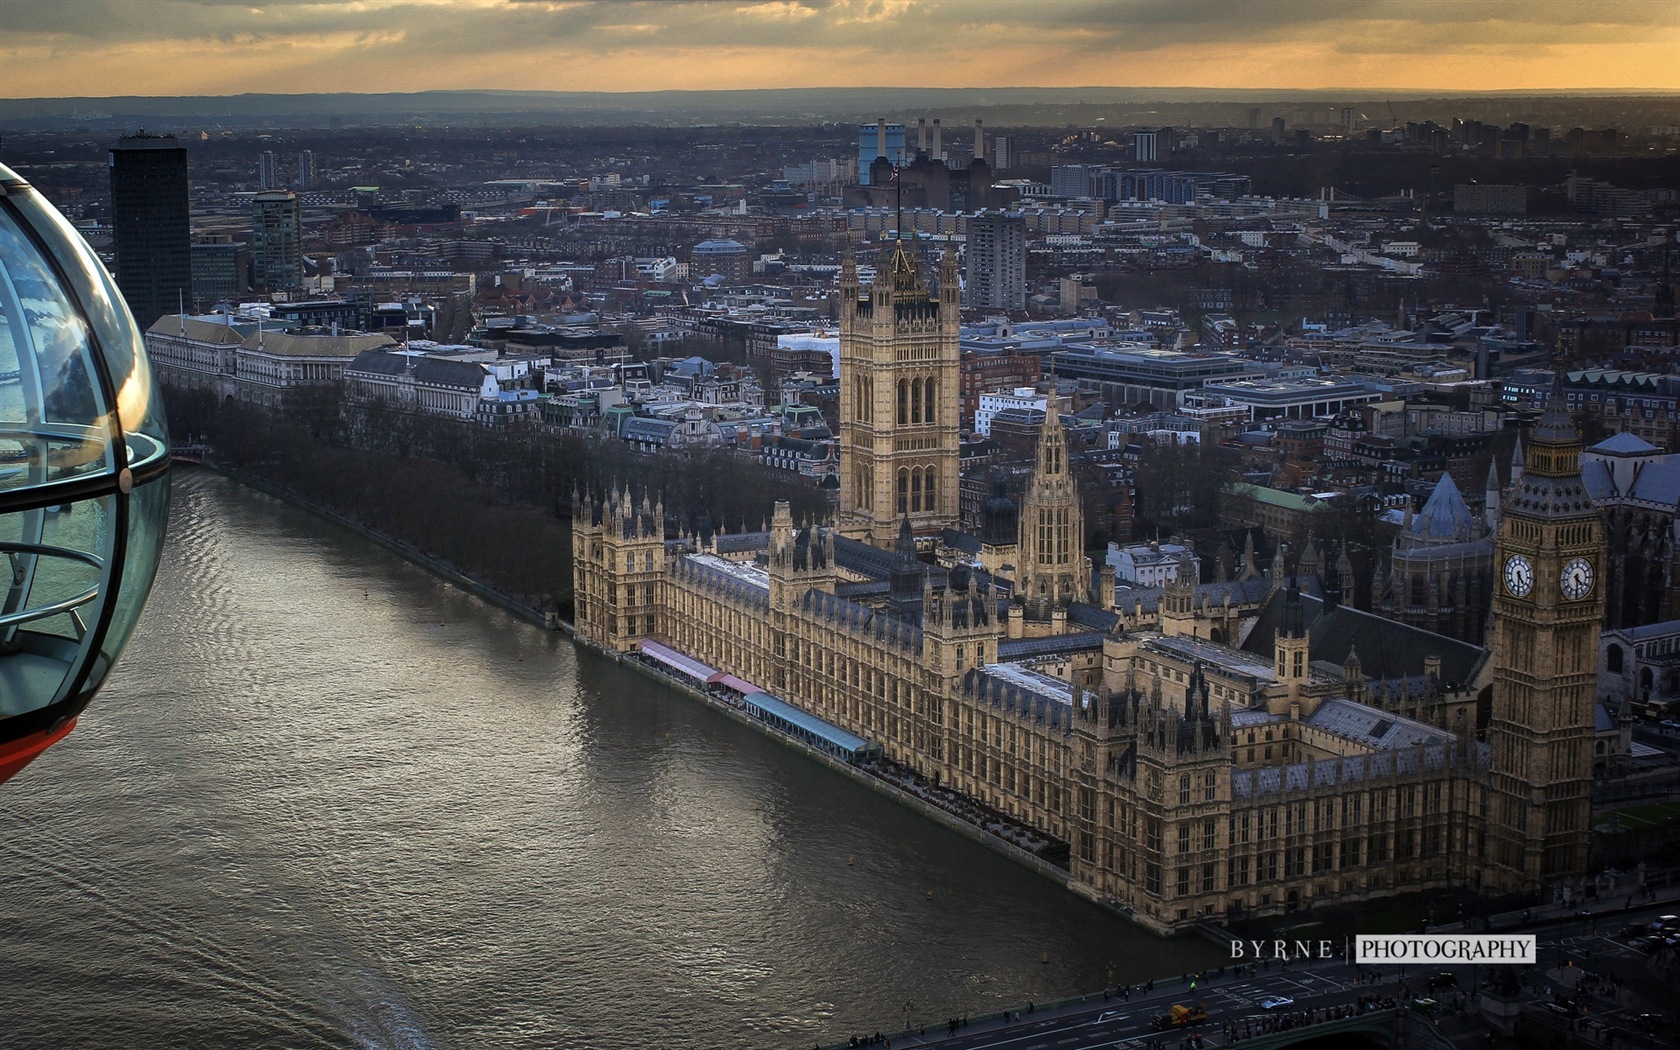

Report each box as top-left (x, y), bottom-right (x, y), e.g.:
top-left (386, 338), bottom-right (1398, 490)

top-left (940, 249), bottom-right (960, 311)
top-left (1274, 576), bottom-right (1310, 707)
top-left (1343, 646), bottom-right (1366, 703)
top-left (1161, 548), bottom-right (1199, 637)
top-left (888, 515), bottom-right (925, 620)
top-left (1336, 544), bottom-right (1355, 597)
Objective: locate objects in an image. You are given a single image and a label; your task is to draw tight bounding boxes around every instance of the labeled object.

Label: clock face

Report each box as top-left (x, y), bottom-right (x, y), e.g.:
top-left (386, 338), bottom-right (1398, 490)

top-left (1561, 557), bottom-right (1595, 601)
top-left (1503, 554), bottom-right (1535, 598)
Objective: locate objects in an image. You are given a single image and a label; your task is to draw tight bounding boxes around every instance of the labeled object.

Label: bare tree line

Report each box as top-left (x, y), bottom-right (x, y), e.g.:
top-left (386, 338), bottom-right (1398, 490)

top-left (164, 382), bottom-right (831, 615)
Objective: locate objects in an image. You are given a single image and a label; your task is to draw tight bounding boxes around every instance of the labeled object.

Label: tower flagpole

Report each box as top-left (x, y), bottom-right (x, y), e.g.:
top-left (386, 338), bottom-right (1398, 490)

top-left (894, 164), bottom-right (902, 243)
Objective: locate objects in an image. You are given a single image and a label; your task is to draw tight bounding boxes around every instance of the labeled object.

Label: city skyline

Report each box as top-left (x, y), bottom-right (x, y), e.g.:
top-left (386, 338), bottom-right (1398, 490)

top-left (3, 0), bottom-right (1679, 101)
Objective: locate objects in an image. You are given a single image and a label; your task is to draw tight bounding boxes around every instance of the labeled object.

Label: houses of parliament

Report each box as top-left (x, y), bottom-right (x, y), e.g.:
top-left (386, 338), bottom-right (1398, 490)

top-left (573, 246), bottom-right (1603, 934)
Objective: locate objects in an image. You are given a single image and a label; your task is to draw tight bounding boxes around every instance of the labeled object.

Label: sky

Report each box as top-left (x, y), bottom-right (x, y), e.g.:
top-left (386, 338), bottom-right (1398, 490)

top-left (3, 0), bottom-right (1679, 99)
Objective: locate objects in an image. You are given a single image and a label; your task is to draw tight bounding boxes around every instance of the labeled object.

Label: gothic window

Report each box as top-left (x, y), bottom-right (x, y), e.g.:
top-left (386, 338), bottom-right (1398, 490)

top-left (1607, 643), bottom-right (1624, 674)
top-left (925, 376), bottom-right (936, 424)
top-left (910, 377), bottom-right (922, 423)
top-left (897, 470), bottom-right (909, 514)
top-left (898, 379), bottom-right (908, 425)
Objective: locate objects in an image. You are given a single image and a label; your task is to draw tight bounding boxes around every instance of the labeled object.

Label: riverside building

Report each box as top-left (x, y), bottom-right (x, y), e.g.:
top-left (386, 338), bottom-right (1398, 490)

top-left (573, 248), bottom-right (1603, 931)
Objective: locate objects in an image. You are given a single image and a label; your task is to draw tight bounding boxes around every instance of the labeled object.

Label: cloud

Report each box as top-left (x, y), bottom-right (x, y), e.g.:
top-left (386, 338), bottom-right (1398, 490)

top-left (0, 0), bottom-right (1676, 97)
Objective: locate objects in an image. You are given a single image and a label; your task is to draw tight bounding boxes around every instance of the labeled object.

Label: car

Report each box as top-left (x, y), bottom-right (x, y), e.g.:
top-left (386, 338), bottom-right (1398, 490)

top-left (1543, 1002), bottom-right (1582, 1019)
top-left (1259, 996), bottom-right (1294, 1010)
top-left (1636, 1013), bottom-right (1673, 1033)
top-left (1647, 916), bottom-right (1678, 932)
top-left (1661, 719), bottom-right (1680, 729)
top-left (1427, 972), bottom-right (1459, 991)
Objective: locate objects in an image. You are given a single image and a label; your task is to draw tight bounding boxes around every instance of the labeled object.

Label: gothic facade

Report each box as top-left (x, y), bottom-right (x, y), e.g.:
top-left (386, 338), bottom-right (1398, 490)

top-left (1581, 432), bottom-right (1680, 630)
top-left (1375, 470), bottom-right (1497, 645)
top-left (570, 298), bottom-right (1603, 933)
top-left (1486, 390), bottom-right (1605, 894)
top-left (836, 245), bottom-right (961, 547)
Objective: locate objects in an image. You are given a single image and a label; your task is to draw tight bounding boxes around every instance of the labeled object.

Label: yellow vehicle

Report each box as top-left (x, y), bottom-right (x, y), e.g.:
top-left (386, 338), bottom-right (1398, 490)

top-left (1152, 1003), bottom-right (1211, 1029)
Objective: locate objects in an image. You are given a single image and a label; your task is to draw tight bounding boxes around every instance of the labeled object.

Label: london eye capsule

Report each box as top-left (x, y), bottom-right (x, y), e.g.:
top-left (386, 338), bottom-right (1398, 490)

top-left (0, 161), bottom-right (170, 784)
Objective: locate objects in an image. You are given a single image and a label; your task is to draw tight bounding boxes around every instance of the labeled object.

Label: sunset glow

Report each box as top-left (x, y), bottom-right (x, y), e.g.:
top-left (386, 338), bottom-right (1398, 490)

top-left (1, 0), bottom-right (1677, 99)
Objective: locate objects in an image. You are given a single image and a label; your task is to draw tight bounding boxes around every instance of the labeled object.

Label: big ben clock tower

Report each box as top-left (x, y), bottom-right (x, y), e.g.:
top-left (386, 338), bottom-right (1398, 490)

top-left (1487, 384), bottom-right (1604, 895)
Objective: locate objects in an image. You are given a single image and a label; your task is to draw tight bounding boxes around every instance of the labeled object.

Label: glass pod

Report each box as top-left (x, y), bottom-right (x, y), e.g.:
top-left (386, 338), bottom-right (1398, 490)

top-left (0, 161), bottom-right (170, 784)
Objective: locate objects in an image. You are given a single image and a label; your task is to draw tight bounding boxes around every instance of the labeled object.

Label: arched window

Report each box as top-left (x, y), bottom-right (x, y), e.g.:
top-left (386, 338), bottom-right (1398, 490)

top-left (924, 468), bottom-right (936, 510)
top-left (898, 379), bottom-right (908, 425)
top-left (910, 377), bottom-right (922, 423)
top-left (924, 376), bottom-right (936, 424)
top-left (897, 470), bottom-right (909, 514)
top-left (1607, 643), bottom-right (1624, 674)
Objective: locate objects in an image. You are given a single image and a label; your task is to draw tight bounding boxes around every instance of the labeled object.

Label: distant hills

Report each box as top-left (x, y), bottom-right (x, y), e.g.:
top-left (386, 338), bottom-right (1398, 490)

top-left (1, 87), bottom-right (1672, 131)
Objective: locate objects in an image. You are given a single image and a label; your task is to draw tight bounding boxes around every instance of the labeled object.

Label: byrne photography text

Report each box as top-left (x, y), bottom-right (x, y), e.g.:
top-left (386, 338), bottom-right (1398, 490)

top-left (1356, 935), bottom-right (1537, 965)
top-left (1230, 940), bottom-right (1338, 961)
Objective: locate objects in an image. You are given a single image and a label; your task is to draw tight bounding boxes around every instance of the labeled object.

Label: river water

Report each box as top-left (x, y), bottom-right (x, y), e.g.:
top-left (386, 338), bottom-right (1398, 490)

top-left (0, 470), bottom-right (1220, 1049)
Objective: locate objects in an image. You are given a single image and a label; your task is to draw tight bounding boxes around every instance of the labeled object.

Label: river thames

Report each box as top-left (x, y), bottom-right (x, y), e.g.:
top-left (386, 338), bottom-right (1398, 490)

top-left (0, 470), bottom-right (1221, 1049)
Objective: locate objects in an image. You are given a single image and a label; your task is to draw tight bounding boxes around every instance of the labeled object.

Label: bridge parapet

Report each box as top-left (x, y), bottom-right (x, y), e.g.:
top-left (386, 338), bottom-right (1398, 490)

top-left (1225, 1007), bottom-right (1400, 1049)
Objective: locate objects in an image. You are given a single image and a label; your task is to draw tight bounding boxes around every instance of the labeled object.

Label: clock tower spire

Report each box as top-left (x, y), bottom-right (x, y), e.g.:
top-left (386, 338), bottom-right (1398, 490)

top-left (1487, 375), bottom-right (1603, 896)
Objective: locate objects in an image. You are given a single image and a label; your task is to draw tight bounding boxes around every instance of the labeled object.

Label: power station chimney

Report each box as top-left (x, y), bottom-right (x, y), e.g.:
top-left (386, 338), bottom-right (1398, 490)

top-left (974, 118), bottom-right (984, 163)
top-left (932, 118), bottom-right (942, 159)
top-left (876, 118), bottom-right (887, 160)
top-left (917, 118), bottom-right (927, 155)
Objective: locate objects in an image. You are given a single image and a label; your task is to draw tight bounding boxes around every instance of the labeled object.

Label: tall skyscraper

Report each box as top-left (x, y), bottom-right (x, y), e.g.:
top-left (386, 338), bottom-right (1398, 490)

top-left (1487, 385), bottom-right (1603, 893)
top-left (108, 135), bottom-right (191, 329)
top-left (992, 135), bottom-right (1010, 171)
top-left (251, 189), bottom-right (301, 292)
top-left (837, 245), bottom-right (961, 546)
top-left (1134, 131), bottom-right (1158, 162)
top-left (258, 149), bottom-right (278, 190)
top-left (297, 150), bottom-right (316, 191)
top-left (965, 211), bottom-right (1025, 311)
